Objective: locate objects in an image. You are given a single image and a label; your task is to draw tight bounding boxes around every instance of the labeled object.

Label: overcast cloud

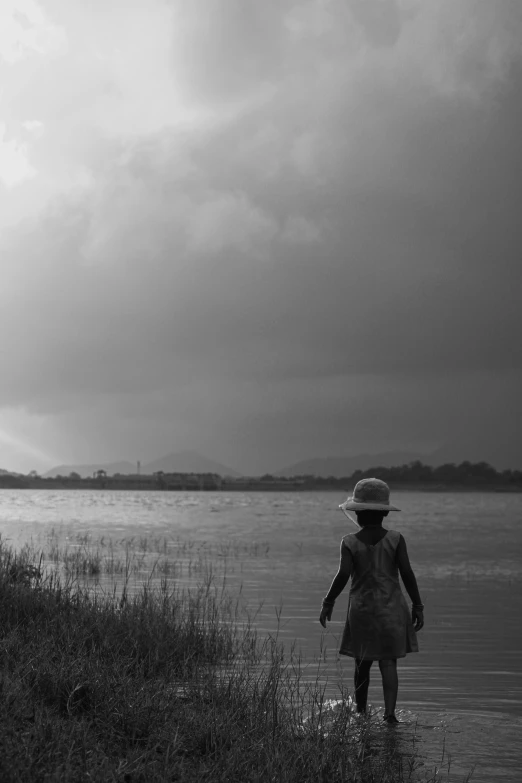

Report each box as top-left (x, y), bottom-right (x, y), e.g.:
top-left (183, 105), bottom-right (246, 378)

top-left (1, 0), bottom-right (521, 473)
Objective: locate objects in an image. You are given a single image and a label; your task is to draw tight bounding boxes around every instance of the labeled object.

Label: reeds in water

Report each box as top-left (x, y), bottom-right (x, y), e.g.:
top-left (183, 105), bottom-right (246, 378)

top-left (0, 537), bottom-right (457, 782)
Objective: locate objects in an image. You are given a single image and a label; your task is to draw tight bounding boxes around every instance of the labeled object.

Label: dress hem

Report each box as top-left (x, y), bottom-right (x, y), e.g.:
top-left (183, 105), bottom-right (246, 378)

top-left (339, 650), bottom-right (413, 660)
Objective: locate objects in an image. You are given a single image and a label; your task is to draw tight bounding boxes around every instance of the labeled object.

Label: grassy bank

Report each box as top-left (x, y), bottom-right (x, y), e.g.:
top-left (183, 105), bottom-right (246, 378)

top-left (0, 541), bottom-right (458, 783)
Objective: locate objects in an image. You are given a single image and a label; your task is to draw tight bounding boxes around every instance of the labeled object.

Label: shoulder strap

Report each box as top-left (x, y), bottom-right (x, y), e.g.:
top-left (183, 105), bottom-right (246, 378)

top-left (342, 532), bottom-right (358, 550)
top-left (385, 529), bottom-right (401, 549)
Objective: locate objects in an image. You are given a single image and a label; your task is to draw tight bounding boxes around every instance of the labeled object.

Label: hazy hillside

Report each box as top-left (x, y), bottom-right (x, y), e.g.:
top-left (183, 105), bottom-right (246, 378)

top-left (44, 461), bottom-right (137, 478)
top-left (274, 436), bottom-right (522, 478)
top-left (143, 450), bottom-right (241, 477)
top-left (43, 452), bottom-right (241, 479)
top-left (274, 451), bottom-right (426, 478)
top-left (429, 436), bottom-right (522, 471)
top-left (37, 435), bottom-right (522, 483)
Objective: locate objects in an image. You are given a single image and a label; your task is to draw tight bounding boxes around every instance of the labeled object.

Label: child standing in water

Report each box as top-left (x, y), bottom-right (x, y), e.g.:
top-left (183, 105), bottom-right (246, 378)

top-left (319, 478), bottom-right (424, 724)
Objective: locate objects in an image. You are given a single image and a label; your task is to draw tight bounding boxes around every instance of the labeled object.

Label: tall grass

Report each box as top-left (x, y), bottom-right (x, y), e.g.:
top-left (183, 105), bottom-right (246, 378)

top-left (0, 538), bottom-right (462, 782)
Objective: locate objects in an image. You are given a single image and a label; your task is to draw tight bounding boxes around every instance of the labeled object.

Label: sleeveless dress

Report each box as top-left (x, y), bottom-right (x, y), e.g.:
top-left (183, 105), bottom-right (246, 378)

top-left (339, 529), bottom-right (419, 660)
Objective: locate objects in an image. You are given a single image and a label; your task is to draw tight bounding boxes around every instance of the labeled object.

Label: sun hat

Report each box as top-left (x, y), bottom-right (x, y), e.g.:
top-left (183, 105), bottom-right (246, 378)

top-left (339, 477), bottom-right (401, 512)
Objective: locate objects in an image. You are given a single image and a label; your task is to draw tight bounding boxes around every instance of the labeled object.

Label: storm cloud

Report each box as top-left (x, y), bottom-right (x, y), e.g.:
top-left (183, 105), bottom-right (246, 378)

top-left (1, 0), bottom-right (521, 473)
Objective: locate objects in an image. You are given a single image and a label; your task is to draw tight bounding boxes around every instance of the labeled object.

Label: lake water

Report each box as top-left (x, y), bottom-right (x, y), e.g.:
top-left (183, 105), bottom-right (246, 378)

top-left (1, 489), bottom-right (521, 781)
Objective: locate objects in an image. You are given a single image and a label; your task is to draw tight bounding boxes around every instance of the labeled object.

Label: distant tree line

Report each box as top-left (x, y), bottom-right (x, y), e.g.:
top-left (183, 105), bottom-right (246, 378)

top-left (261, 460), bottom-right (522, 487)
top-left (283, 460), bottom-right (522, 487)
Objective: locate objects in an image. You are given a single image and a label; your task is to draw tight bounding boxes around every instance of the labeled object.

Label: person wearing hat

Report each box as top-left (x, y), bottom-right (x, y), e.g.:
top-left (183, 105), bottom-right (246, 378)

top-left (319, 478), bottom-right (424, 724)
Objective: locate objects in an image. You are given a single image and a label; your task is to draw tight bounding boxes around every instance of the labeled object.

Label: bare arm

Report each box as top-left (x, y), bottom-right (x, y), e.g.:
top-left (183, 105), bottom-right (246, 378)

top-left (319, 541), bottom-right (352, 627)
top-left (397, 534), bottom-right (424, 630)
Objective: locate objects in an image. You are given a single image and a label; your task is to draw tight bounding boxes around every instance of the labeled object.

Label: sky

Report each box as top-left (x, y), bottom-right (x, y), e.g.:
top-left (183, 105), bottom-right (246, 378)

top-left (1, 0), bottom-right (521, 475)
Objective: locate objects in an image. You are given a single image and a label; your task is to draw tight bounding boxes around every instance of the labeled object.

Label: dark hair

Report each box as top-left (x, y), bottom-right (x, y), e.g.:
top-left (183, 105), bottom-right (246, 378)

top-left (355, 510), bottom-right (389, 525)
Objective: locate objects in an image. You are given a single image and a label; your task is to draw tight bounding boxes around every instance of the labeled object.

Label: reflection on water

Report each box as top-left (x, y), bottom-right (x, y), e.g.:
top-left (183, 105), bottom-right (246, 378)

top-left (1, 488), bottom-right (522, 781)
top-left (300, 698), bottom-right (428, 781)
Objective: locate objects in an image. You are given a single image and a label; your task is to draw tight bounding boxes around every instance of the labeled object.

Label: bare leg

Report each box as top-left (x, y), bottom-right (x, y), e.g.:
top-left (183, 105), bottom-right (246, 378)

top-left (354, 659), bottom-right (373, 713)
top-left (379, 659), bottom-right (398, 722)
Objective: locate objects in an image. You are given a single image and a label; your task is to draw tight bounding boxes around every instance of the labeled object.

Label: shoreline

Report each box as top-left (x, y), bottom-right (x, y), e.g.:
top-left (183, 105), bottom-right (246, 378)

top-left (0, 478), bottom-right (521, 493)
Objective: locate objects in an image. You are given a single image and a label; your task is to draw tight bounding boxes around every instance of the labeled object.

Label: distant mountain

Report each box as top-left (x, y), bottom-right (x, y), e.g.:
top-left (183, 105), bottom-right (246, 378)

top-left (143, 450), bottom-right (242, 477)
top-left (43, 461), bottom-right (137, 479)
top-left (428, 434), bottom-right (522, 471)
top-left (274, 437), bottom-right (522, 478)
top-left (43, 452), bottom-right (242, 479)
top-left (274, 451), bottom-right (426, 478)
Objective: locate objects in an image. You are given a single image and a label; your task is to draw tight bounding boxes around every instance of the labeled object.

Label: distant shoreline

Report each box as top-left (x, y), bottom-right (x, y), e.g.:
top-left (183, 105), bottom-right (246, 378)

top-left (3, 458), bottom-right (520, 494)
top-left (1, 477), bottom-right (521, 493)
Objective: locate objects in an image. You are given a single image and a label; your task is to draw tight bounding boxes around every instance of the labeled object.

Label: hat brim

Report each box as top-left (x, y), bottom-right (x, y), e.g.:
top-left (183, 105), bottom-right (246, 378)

top-left (340, 501), bottom-right (401, 512)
